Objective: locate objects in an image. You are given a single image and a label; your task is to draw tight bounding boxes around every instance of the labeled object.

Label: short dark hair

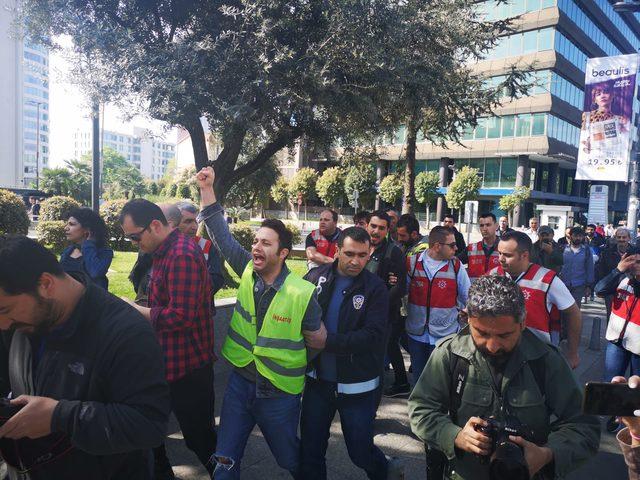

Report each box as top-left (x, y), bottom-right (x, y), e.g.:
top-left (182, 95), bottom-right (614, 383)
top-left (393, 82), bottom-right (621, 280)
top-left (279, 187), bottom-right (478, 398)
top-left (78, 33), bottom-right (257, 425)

top-left (429, 225), bottom-right (454, 245)
top-left (0, 235), bottom-right (64, 295)
top-left (479, 212), bottom-right (496, 223)
top-left (353, 211), bottom-right (371, 224)
top-left (444, 214), bottom-right (457, 222)
top-left (397, 214), bottom-right (420, 235)
top-left (321, 209), bottom-right (338, 223)
top-left (120, 198), bottom-right (168, 227)
top-left (500, 230), bottom-right (532, 254)
top-left (261, 219), bottom-right (293, 253)
top-left (467, 275), bottom-right (526, 324)
top-left (587, 224), bottom-right (596, 229)
top-left (570, 226), bottom-right (585, 236)
top-left (338, 226), bottom-right (371, 247)
top-left (64, 207), bottom-right (109, 248)
top-left (369, 210), bottom-right (391, 228)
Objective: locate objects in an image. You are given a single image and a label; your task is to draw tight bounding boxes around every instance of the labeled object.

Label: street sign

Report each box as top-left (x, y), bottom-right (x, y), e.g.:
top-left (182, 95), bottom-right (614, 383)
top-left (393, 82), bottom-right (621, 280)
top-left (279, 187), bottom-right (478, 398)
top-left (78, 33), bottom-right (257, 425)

top-left (463, 200), bottom-right (479, 224)
top-left (587, 185), bottom-right (609, 225)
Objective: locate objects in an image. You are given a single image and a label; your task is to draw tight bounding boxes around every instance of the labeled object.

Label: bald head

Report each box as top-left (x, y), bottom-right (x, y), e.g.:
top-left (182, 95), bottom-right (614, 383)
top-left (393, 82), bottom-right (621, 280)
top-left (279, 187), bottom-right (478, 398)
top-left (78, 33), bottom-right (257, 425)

top-left (158, 203), bottom-right (182, 229)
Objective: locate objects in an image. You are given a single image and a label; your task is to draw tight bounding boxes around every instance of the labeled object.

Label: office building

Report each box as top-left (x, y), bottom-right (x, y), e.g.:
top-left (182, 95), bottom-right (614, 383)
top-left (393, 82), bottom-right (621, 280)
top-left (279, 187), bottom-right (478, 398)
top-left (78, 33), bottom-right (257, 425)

top-left (0, 2), bottom-right (49, 189)
top-left (376, 0), bottom-right (640, 226)
top-left (72, 126), bottom-right (175, 181)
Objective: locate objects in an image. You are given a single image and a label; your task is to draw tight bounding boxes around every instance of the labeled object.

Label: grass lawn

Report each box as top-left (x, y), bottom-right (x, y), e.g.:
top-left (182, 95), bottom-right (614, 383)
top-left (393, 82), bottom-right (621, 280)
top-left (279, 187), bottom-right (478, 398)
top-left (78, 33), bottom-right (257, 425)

top-left (107, 250), bottom-right (309, 301)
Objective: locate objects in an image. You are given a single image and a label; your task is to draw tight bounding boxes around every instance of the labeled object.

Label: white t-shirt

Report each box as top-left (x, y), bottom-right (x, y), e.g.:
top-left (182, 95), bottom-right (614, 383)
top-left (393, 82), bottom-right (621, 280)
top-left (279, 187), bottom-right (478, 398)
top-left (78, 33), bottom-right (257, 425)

top-left (514, 270), bottom-right (575, 312)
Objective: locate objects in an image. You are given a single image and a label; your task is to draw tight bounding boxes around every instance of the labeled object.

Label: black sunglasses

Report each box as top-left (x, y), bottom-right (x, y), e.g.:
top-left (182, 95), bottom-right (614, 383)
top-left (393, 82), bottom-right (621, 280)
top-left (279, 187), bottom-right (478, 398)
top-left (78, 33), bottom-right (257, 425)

top-left (125, 221), bottom-right (152, 242)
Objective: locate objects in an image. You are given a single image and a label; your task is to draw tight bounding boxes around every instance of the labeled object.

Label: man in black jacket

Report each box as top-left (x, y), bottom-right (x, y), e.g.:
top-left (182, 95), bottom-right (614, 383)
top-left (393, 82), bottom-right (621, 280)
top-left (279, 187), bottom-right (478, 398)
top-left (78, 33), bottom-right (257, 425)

top-left (597, 227), bottom-right (637, 318)
top-left (364, 211), bottom-right (408, 397)
top-left (443, 214), bottom-right (468, 263)
top-left (301, 227), bottom-right (403, 479)
top-left (0, 235), bottom-right (170, 479)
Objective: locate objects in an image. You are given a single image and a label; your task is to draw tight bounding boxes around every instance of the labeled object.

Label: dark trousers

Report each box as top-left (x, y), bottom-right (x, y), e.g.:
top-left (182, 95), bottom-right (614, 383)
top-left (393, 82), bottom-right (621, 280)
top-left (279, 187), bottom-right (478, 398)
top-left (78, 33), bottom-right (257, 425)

top-left (156, 363), bottom-right (217, 476)
top-left (300, 378), bottom-right (388, 480)
top-left (387, 317), bottom-right (408, 386)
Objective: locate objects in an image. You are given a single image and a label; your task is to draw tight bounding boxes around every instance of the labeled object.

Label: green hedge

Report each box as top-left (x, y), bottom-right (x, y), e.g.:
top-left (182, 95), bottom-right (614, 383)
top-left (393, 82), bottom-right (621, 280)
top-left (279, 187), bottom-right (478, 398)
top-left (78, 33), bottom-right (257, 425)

top-left (36, 221), bottom-right (67, 253)
top-left (0, 189), bottom-right (29, 234)
top-left (39, 196), bottom-right (81, 222)
top-left (100, 199), bottom-right (137, 251)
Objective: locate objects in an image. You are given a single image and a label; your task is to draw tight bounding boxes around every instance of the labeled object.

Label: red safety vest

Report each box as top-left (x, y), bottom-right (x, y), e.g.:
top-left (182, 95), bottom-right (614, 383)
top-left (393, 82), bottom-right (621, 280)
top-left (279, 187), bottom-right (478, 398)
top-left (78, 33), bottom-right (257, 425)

top-left (195, 236), bottom-right (213, 261)
top-left (467, 240), bottom-right (500, 279)
top-left (310, 229), bottom-right (338, 259)
top-left (406, 253), bottom-right (461, 337)
top-left (488, 263), bottom-right (560, 340)
top-left (607, 277), bottom-right (640, 355)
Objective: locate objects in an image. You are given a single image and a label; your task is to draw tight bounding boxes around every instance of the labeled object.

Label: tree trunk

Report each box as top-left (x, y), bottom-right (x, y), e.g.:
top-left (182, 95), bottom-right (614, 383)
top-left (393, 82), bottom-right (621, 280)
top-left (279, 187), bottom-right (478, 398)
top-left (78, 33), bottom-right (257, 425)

top-left (402, 113), bottom-right (419, 214)
top-left (184, 116), bottom-right (209, 171)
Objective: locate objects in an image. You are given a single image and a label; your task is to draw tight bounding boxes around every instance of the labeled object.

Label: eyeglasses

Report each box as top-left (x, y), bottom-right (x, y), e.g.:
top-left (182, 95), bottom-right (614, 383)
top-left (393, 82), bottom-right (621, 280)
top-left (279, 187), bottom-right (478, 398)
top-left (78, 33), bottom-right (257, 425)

top-left (438, 242), bottom-right (458, 249)
top-left (124, 221), bottom-right (152, 242)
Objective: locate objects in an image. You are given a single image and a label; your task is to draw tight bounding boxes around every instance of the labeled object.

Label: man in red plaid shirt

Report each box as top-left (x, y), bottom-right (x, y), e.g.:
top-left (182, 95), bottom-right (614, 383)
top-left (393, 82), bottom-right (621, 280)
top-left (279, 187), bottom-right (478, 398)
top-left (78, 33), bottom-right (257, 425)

top-left (121, 199), bottom-right (216, 478)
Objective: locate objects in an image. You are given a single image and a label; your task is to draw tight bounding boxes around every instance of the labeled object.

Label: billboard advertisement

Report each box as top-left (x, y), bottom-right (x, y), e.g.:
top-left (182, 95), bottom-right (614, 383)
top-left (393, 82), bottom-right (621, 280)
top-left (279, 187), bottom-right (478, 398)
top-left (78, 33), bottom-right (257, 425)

top-left (576, 54), bottom-right (639, 182)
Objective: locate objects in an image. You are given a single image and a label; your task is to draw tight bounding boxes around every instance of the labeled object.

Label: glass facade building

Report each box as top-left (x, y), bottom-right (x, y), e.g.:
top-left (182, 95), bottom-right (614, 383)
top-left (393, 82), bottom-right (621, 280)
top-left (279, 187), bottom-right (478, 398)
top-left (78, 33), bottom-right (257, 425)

top-left (377, 0), bottom-right (640, 225)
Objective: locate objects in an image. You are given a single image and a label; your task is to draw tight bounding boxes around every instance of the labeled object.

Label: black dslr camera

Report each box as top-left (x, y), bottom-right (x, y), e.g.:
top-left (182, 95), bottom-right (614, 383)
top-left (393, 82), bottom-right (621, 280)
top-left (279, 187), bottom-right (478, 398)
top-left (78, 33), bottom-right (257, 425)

top-left (476, 415), bottom-right (535, 480)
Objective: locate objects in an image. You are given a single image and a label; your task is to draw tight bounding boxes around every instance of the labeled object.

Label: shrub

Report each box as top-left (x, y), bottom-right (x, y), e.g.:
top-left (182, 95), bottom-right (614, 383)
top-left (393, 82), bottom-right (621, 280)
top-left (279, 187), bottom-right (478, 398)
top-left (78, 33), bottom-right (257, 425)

top-left (283, 222), bottom-right (302, 246)
top-left (100, 199), bottom-right (136, 251)
top-left (177, 183), bottom-right (192, 199)
top-left (39, 196), bottom-right (81, 222)
top-left (36, 220), bottom-right (67, 253)
top-left (230, 223), bottom-right (255, 251)
top-left (0, 189), bottom-right (30, 234)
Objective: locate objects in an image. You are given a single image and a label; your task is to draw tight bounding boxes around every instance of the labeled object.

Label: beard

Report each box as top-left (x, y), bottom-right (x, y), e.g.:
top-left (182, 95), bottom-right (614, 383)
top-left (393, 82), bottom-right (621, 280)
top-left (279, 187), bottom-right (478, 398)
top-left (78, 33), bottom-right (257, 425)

top-left (12, 295), bottom-right (61, 336)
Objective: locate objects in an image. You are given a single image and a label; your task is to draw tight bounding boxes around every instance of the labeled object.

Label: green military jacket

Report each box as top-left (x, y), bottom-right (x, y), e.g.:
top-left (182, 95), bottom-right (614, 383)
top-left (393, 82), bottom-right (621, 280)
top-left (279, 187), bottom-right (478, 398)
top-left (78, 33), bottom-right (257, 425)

top-left (408, 327), bottom-right (600, 480)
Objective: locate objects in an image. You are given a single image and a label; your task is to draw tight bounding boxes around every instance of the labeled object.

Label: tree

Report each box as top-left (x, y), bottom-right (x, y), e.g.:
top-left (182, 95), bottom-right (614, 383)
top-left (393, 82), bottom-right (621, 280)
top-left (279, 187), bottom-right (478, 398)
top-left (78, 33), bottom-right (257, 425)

top-left (20, 0), bottom-right (525, 203)
top-left (271, 177), bottom-right (291, 219)
top-left (499, 186), bottom-right (531, 225)
top-left (415, 171), bottom-right (440, 228)
top-left (63, 159), bottom-right (92, 204)
top-left (378, 173), bottom-right (404, 207)
top-left (445, 166), bottom-right (481, 222)
top-left (288, 168), bottom-right (318, 220)
top-left (344, 162), bottom-right (377, 210)
top-left (41, 168), bottom-right (74, 197)
top-left (226, 159), bottom-right (280, 212)
top-left (315, 167), bottom-right (345, 210)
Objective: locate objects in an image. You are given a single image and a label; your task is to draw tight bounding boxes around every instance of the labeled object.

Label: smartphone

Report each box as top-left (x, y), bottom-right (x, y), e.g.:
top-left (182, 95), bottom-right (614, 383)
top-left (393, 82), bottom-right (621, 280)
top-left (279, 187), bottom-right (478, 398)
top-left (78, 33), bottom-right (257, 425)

top-left (583, 382), bottom-right (640, 416)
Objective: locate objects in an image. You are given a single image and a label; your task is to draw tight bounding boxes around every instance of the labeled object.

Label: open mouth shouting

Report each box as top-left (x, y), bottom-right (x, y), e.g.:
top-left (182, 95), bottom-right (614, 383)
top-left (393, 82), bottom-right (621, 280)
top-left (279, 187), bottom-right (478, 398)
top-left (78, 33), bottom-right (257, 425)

top-left (252, 252), bottom-right (266, 268)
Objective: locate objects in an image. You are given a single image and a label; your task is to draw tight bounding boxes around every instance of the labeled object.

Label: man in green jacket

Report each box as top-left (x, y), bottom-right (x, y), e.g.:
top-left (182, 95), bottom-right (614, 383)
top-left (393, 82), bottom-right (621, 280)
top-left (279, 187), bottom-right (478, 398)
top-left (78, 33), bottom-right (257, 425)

top-left (408, 275), bottom-right (600, 480)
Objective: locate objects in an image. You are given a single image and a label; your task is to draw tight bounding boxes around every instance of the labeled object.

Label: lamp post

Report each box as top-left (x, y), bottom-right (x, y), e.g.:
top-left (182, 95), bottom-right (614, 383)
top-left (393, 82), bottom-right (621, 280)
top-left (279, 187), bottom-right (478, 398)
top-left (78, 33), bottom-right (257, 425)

top-left (25, 100), bottom-right (43, 190)
top-left (613, 1), bottom-right (640, 236)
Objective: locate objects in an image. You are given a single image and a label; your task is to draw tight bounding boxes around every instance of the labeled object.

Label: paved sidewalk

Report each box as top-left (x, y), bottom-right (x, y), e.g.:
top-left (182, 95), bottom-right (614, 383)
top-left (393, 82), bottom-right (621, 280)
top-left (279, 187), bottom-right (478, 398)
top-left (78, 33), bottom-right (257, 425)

top-left (166, 297), bottom-right (627, 479)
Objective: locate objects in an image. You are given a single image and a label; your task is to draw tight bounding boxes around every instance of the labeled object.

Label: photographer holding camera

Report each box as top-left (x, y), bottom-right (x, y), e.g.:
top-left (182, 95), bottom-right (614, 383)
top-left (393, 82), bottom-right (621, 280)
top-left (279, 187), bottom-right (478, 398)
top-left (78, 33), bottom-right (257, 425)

top-left (408, 275), bottom-right (600, 480)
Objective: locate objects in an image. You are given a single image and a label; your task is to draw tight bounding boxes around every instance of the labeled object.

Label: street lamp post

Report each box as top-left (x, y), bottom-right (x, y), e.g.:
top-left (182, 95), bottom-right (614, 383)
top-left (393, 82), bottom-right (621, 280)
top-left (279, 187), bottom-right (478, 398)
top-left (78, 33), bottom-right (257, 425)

top-left (26, 100), bottom-right (43, 190)
top-left (613, 1), bottom-right (640, 236)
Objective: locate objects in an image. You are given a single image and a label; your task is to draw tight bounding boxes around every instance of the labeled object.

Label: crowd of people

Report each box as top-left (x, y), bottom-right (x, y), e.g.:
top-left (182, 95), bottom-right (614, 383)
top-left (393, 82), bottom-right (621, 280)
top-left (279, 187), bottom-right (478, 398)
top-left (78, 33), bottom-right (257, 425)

top-left (0, 168), bottom-right (639, 479)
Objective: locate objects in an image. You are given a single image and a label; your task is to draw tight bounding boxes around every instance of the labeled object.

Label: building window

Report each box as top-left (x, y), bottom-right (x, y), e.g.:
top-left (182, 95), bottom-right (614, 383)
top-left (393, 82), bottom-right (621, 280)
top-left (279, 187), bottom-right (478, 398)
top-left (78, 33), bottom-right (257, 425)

top-left (486, 117), bottom-right (501, 139)
top-left (500, 158), bottom-right (518, 187)
top-left (516, 114), bottom-right (532, 137)
top-left (484, 159), bottom-right (501, 187)
top-left (531, 114), bottom-right (546, 136)
top-left (502, 116), bottom-right (515, 137)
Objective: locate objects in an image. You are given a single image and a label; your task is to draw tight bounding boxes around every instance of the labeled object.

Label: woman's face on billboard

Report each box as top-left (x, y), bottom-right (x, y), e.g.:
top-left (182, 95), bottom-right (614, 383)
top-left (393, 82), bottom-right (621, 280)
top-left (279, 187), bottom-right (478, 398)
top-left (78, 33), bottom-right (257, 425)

top-left (594, 88), bottom-right (612, 109)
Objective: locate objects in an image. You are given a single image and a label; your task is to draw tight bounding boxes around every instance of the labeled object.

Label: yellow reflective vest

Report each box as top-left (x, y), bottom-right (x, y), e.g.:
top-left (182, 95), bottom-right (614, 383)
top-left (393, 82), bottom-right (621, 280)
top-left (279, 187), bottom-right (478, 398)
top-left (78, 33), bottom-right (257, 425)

top-left (222, 262), bottom-right (315, 394)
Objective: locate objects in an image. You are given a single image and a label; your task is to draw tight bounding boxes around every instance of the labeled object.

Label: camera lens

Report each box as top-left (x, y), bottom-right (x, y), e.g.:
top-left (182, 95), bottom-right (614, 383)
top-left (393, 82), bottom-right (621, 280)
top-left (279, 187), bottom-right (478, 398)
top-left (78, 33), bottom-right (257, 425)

top-left (489, 441), bottom-right (530, 480)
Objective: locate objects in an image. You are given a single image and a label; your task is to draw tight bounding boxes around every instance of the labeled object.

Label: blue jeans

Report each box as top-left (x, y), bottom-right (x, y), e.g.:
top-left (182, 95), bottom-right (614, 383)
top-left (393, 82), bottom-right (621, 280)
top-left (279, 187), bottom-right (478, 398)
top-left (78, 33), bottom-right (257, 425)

top-left (300, 378), bottom-right (388, 480)
top-left (604, 341), bottom-right (640, 382)
top-left (212, 371), bottom-right (301, 479)
top-left (407, 336), bottom-right (435, 385)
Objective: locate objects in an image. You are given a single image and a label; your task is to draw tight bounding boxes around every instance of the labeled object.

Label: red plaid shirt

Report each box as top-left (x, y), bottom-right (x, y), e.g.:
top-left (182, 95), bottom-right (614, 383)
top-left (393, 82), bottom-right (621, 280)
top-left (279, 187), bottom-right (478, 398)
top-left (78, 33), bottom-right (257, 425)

top-left (149, 229), bottom-right (215, 382)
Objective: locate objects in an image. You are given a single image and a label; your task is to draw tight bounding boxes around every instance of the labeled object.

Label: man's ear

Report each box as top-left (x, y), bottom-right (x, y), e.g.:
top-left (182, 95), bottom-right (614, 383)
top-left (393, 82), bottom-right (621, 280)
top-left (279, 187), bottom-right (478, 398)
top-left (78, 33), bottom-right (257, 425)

top-left (279, 248), bottom-right (290, 261)
top-left (37, 273), bottom-right (57, 299)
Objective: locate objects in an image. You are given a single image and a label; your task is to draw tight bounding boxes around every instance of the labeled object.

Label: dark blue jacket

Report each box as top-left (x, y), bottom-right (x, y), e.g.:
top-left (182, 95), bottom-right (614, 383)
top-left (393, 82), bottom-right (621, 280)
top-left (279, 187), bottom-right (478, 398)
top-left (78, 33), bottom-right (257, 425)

top-left (304, 261), bottom-right (389, 385)
top-left (60, 240), bottom-right (113, 290)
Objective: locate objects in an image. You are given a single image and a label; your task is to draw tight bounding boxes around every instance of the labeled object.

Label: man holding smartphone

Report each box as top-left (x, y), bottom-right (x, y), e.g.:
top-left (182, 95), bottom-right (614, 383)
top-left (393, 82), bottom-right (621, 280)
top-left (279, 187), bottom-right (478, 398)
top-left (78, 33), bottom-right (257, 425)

top-left (531, 225), bottom-right (564, 273)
